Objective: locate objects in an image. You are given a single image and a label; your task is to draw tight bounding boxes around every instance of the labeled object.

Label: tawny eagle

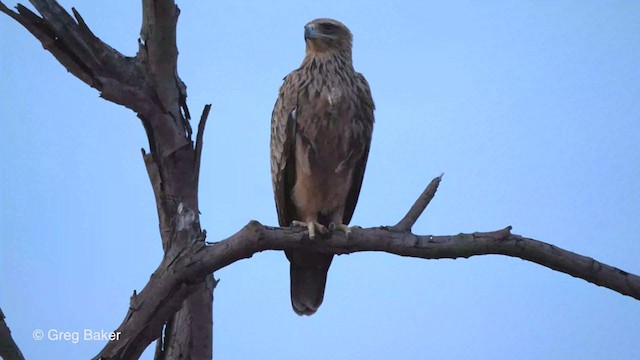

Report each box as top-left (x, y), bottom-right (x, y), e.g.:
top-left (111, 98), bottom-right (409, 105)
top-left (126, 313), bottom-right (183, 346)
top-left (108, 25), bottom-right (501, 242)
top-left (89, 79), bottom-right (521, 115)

top-left (270, 18), bottom-right (375, 315)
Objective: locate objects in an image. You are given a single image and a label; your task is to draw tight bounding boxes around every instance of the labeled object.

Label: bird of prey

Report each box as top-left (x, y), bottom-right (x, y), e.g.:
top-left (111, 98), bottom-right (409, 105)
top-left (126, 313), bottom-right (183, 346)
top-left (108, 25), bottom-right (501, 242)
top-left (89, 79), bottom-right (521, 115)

top-left (270, 18), bottom-right (375, 315)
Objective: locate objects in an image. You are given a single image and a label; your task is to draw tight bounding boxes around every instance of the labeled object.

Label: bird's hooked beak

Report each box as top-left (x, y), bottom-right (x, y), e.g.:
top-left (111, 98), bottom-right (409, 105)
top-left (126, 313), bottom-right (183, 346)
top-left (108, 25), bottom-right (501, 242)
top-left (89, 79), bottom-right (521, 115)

top-left (304, 23), bottom-right (317, 41)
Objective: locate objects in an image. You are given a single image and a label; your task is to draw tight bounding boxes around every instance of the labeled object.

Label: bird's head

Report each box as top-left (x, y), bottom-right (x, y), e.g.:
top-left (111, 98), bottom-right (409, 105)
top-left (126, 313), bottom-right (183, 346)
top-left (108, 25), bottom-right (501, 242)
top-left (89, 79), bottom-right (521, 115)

top-left (304, 18), bottom-right (353, 56)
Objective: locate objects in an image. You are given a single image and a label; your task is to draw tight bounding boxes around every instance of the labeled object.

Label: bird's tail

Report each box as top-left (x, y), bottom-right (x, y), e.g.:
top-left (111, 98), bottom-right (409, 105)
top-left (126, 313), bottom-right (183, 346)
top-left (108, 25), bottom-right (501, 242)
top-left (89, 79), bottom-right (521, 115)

top-left (286, 250), bottom-right (333, 316)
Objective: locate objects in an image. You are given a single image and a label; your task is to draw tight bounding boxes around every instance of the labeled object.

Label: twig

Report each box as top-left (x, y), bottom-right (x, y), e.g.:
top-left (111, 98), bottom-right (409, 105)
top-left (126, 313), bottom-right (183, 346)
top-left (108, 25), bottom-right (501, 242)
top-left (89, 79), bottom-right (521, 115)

top-left (390, 173), bottom-right (443, 232)
top-left (194, 104), bottom-right (212, 190)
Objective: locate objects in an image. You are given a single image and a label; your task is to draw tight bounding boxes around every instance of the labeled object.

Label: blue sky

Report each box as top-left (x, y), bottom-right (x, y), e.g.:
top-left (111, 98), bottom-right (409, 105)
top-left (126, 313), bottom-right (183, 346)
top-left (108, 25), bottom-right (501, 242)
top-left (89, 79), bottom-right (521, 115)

top-left (1, 1), bottom-right (639, 359)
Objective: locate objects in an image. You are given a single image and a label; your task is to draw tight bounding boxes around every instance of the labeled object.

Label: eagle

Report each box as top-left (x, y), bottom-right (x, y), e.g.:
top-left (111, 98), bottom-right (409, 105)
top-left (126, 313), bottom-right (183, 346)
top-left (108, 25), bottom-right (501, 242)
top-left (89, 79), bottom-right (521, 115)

top-left (270, 18), bottom-right (375, 315)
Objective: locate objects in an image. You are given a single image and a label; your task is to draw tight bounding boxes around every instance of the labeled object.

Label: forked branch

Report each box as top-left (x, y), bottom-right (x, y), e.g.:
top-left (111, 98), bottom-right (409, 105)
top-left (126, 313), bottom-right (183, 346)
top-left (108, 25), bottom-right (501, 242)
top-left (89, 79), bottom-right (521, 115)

top-left (94, 175), bottom-right (639, 358)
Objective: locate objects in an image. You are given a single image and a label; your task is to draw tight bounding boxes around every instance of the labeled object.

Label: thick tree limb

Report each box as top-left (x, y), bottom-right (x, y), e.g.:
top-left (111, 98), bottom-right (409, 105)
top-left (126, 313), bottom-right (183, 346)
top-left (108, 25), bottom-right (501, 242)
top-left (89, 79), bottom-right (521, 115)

top-left (140, 0), bottom-right (192, 149)
top-left (93, 175), bottom-right (640, 359)
top-left (0, 309), bottom-right (25, 360)
top-left (195, 224), bottom-right (639, 300)
top-left (0, 1), bottom-right (151, 112)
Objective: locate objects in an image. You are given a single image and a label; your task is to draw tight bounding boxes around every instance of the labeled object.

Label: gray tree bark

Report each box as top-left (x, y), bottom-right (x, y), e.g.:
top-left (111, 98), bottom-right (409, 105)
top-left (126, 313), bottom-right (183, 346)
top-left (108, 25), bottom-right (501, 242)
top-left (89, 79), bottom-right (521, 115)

top-left (1, 1), bottom-right (639, 360)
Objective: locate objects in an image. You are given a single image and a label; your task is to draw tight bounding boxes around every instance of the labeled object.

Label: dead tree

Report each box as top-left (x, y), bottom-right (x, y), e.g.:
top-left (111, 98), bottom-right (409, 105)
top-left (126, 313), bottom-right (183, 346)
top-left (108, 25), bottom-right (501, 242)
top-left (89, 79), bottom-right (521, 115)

top-left (1, 1), bottom-right (638, 359)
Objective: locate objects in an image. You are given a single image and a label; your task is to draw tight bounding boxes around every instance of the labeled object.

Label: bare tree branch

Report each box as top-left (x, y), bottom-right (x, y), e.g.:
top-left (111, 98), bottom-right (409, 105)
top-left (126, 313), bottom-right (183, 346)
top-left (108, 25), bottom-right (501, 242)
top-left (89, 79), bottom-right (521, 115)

top-left (390, 173), bottom-right (443, 232)
top-left (0, 2), bottom-right (94, 85)
top-left (0, 309), bottom-right (25, 360)
top-left (194, 104), bottom-right (212, 191)
top-left (91, 173), bottom-right (640, 358)
top-left (0, 1), bottom-right (150, 110)
top-left (140, 0), bottom-right (192, 145)
top-left (197, 224), bottom-right (640, 302)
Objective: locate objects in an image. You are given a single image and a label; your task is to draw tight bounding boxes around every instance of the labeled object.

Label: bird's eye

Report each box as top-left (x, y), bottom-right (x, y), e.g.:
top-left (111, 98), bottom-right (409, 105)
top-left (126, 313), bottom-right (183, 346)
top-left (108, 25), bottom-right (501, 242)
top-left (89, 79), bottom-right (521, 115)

top-left (321, 23), bottom-right (337, 32)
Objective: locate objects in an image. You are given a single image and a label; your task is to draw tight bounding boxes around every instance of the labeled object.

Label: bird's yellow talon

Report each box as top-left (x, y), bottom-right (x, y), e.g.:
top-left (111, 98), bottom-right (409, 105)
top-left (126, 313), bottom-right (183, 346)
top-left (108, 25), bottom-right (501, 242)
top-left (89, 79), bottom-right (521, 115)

top-left (291, 220), bottom-right (327, 239)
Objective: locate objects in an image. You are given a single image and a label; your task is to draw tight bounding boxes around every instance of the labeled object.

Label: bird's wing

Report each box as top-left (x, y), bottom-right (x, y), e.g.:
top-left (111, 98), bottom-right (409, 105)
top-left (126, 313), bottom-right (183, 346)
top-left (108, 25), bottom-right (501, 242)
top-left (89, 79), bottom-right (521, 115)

top-left (271, 72), bottom-right (300, 226)
top-left (343, 72), bottom-right (375, 225)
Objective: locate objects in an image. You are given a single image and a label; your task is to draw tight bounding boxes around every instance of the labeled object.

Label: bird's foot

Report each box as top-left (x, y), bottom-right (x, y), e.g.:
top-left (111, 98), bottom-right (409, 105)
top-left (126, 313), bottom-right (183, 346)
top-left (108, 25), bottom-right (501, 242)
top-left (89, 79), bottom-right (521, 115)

top-left (291, 220), bottom-right (328, 240)
top-left (328, 223), bottom-right (351, 238)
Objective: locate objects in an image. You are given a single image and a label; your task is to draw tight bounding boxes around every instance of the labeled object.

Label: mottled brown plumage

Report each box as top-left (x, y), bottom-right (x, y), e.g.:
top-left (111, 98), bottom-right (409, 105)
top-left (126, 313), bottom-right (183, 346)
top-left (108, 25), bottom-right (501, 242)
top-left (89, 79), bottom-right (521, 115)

top-left (270, 18), bottom-right (374, 315)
